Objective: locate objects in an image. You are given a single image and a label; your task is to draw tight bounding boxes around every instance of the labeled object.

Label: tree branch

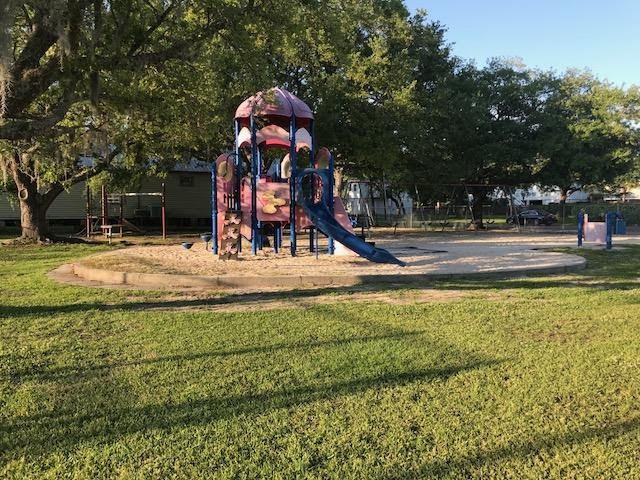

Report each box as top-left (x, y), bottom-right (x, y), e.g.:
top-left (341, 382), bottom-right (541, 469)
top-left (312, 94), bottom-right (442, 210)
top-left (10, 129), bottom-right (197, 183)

top-left (5, 55), bottom-right (62, 115)
top-left (70, 146), bottom-right (122, 185)
top-left (20, 5), bottom-right (34, 31)
top-left (0, 88), bottom-right (76, 140)
top-left (41, 183), bottom-right (65, 209)
top-left (10, 13), bottom-right (58, 82)
top-left (126, 43), bottom-right (196, 67)
top-left (126, 1), bottom-right (178, 57)
top-left (6, 1), bottom-right (95, 118)
top-left (41, 146), bottom-right (122, 208)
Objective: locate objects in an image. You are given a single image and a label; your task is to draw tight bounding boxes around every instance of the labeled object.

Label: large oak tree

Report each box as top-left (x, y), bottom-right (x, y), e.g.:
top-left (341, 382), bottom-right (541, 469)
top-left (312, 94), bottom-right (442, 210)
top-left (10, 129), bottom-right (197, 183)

top-left (0, 0), bottom-right (256, 241)
top-left (535, 70), bottom-right (640, 214)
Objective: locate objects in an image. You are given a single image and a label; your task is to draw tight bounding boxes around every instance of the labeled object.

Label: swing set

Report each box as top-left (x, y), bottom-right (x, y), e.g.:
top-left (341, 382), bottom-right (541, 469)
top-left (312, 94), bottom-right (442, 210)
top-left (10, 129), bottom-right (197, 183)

top-left (409, 183), bottom-right (517, 231)
top-left (82, 184), bottom-right (167, 242)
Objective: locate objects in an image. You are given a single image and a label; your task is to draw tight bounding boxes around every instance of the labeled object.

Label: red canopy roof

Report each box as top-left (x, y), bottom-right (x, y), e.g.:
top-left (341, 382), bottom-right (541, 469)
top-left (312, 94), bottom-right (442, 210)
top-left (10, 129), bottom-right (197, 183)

top-left (235, 87), bottom-right (314, 121)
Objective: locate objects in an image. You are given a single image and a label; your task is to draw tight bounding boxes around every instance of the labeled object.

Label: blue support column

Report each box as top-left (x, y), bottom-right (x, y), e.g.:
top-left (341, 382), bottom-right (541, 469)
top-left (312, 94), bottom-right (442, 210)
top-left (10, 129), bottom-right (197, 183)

top-left (327, 152), bottom-right (335, 255)
top-left (309, 227), bottom-right (315, 253)
top-left (250, 115), bottom-right (259, 255)
top-left (309, 120), bottom-right (315, 166)
top-left (577, 210), bottom-right (584, 247)
top-left (211, 160), bottom-right (218, 255)
top-left (308, 119), bottom-right (316, 253)
top-left (315, 225), bottom-right (319, 259)
top-left (606, 211), bottom-right (615, 250)
top-left (257, 147), bottom-right (263, 251)
top-left (289, 116), bottom-right (298, 256)
top-left (234, 120), bottom-right (241, 210)
top-left (273, 231), bottom-right (279, 254)
top-left (274, 157), bottom-right (281, 253)
top-left (234, 119), bottom-right (242, 253)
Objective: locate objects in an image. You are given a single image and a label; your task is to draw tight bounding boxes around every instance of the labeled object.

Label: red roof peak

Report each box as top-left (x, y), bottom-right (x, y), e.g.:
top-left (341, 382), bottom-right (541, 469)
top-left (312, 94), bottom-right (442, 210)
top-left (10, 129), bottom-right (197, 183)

top-left (235, 87), bottom-right (314, 121)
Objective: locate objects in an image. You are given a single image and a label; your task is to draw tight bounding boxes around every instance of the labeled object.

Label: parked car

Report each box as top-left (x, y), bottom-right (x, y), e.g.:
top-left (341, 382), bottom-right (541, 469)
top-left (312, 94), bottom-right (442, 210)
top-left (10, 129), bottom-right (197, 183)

top-left (507, 209), bottom-right (558, 226)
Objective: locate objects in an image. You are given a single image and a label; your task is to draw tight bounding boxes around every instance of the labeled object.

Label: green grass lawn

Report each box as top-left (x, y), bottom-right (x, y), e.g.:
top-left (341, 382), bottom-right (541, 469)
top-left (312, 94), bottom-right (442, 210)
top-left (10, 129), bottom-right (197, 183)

top-left (1, 244), bottom-right (640, 478)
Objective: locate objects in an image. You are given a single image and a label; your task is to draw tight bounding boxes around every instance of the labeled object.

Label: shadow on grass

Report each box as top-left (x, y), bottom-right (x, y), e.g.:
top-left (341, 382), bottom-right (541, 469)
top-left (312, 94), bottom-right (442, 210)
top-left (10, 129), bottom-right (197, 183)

top-left (3, 331), bottom-right (423, 383)
top-left (0, 286), bottom-right (386, 318)
top-left (1, 358), bottom-right (501, 461)
top-left (383, 416), bottom-right (640, 478)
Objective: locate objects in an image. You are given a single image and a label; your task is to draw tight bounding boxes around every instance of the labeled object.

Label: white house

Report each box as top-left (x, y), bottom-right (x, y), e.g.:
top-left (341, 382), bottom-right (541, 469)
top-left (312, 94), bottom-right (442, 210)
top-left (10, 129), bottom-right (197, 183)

top-left (0, 160), bottom-right (214, 227)
top-left (511, 186), bottom-right (589, 205)
top-left (510, 185), bottom-right (640, 205)
top-left (343, 180), bottom-right (413, 220)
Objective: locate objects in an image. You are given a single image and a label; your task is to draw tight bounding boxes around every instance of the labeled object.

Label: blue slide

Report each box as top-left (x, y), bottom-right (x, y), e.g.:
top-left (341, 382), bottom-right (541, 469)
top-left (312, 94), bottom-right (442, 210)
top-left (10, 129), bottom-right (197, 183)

top-left (301, 198), bottom-right (406, 266)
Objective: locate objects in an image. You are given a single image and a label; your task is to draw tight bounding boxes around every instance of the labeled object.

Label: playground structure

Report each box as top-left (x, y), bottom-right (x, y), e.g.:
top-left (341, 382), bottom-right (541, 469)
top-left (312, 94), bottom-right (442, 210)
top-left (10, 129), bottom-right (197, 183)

top-left (577, 210), bottom-right (624, 249)
top-left (83, 184), bottom-right (167, 241)
top-left (211, 87), bottom-right (405, 266)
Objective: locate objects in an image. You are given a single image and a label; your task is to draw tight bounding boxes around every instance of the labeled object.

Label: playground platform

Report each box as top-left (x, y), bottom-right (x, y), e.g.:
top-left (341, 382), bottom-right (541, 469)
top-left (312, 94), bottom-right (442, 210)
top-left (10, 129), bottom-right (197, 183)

top-left (47, 231), bottom-right (639, 290)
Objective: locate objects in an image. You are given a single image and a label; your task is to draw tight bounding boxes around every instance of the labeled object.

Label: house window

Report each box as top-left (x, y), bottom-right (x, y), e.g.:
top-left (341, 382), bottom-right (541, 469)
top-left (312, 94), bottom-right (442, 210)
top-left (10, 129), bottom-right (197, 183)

top-left (179, 175), bottom-right (194, 187)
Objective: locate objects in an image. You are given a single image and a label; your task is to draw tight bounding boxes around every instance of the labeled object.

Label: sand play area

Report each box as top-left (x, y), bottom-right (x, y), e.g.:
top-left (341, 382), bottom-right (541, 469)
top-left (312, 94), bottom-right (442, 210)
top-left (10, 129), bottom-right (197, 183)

top-left (79, 234), bottom-right (583, 277)
top-left (50, 231), bottom-right (635, 290)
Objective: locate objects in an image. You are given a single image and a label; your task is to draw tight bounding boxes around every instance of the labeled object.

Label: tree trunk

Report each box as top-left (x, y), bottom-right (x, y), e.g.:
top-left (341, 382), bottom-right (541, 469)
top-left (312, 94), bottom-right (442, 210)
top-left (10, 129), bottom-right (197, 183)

top-left (468, 188), bottom-right (488, 230)
top-left (389, 194), bottom-right (405, 216)
top-left (19, 194), bottom-right (50, 241)
top-left (470, 197), bottom-right (484, 229)
top-left (9, 153), bottom-right (62, 242)
top-left (559, 187), bottom-right (568, 230)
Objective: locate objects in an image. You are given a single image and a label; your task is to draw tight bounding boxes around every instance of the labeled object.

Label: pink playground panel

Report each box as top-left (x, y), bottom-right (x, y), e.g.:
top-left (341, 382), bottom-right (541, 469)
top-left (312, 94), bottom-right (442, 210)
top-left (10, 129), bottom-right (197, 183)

top-left (583, 214), bottom-right (606, 243)
top-left (333, 197), bottom-right (354, 233)
top-left (256, 180), bottom-right (290, 222)
top-left (215, 154), bottom-right (235, 211)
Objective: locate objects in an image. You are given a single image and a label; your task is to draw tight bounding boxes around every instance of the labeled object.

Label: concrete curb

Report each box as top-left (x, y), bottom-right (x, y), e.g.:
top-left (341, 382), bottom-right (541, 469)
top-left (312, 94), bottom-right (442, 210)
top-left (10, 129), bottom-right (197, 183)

top-left (62, 255), bottom-right (587, 290)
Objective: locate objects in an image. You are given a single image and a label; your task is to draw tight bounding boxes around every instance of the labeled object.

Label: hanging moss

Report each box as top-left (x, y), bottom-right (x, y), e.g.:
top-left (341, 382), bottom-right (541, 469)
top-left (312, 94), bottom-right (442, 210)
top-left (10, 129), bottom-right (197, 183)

top-left (0, 1), bottom-right (17, 117)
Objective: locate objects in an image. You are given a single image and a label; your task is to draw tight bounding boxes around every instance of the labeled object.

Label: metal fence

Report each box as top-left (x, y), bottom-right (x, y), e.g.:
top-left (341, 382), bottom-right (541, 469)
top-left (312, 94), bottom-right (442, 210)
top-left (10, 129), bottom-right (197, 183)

top-left (358, 202), bottom-right (640, 229)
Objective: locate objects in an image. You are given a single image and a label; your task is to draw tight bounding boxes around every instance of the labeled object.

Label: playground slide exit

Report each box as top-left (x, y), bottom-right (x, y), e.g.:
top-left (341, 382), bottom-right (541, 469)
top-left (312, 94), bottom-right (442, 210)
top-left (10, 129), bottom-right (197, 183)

top-left (301, 197), bottom-right (406, 266)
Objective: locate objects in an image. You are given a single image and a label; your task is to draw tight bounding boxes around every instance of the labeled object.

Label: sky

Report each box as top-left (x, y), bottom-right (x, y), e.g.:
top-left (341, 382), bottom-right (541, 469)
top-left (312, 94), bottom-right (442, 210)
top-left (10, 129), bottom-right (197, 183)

top-left (404, 0), bottom-right (640, 87)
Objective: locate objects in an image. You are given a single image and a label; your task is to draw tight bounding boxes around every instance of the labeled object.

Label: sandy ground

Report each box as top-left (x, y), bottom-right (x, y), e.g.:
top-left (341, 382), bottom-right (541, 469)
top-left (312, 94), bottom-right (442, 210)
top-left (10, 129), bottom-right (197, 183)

top-left (76, 231), bottom-right (635, 277)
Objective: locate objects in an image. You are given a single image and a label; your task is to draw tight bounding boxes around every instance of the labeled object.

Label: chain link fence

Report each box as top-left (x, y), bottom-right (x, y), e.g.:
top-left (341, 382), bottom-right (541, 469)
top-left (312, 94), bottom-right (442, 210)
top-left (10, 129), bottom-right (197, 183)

top-left (357, 202), bottom-right (640, 230)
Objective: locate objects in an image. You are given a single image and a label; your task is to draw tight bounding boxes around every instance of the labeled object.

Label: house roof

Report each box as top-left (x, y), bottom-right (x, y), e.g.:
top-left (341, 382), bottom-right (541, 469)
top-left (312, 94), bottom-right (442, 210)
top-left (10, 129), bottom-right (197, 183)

top-left (171, 158), bottom-right (211, 173)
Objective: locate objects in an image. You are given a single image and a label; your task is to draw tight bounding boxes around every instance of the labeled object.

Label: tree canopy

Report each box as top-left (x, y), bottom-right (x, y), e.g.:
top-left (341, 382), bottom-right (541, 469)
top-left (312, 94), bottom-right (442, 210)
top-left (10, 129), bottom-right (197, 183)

top-left (0, 1), bottom-right (639, 239)
top-left (534, 71), bottom-right (640, 199)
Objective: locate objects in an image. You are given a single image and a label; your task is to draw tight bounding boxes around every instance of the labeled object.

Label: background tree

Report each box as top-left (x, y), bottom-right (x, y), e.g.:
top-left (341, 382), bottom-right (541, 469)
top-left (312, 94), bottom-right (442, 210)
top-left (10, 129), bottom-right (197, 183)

top-left (423, 59), bottom-right (552, 227)
top-left (535, 70), bottom-right (640, 222)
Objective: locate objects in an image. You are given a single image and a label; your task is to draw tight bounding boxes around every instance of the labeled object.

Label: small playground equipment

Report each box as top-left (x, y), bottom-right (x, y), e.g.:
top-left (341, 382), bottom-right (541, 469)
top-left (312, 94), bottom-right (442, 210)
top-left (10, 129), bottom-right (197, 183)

top-left (211, 87), bottom-right (404, 266)
top-left (200, 234), bottom-right (213, 250)
top-left (577, 210), bottom-right (624, 250)
top-left (84, 184), bottom-right (167, 241)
